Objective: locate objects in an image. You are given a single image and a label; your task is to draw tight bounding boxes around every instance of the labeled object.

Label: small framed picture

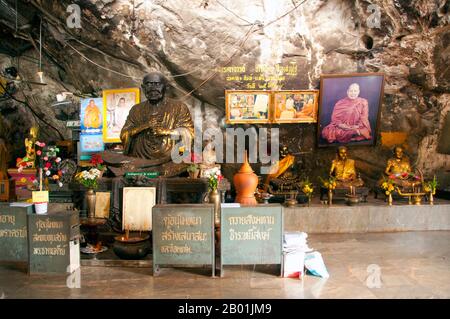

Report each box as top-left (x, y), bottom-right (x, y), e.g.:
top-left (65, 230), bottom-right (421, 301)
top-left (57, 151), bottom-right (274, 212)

top-left (225, 90), bottom-right (271, 124)
top-left (317, 73), bottom-right (385, 147)
top-left (102, 88), bottom-right (140, 143)
top-left (272, 90), bottom-right (319, 123)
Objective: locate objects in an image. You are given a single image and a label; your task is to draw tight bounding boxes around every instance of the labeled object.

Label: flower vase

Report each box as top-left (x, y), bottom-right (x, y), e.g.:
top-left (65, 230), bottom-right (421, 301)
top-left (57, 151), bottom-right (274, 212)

top-left (208, 189), bottom-right (221, 227)
top-left (86, 188), bottom-right (96, 219)
top-left (308, 196), bottom-right (311, 207)
top-left (388, 193), bottom-right (393, 206)
top-left (429, 191), bottom-right (434, 205)
top-left (328, 189), bottom-right (333, 206)
top-left (189, 169), bottom-right (199, 178)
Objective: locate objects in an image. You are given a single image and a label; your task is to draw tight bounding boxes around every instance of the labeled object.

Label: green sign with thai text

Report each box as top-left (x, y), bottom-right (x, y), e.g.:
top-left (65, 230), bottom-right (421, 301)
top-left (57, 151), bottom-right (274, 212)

top-left (220, 204), bottom-right (283, 276)
top-left (0, 204), bottom-right (33, 262)
top-left (152, 204), bottom-right (215, 276)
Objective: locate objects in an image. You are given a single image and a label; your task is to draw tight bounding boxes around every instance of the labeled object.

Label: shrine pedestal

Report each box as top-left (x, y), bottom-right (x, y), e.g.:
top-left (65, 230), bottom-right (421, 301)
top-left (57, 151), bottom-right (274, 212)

top-left (7, 168), bottom-right (36, 200)
top-left (284, 198), bottom-right (450, 233)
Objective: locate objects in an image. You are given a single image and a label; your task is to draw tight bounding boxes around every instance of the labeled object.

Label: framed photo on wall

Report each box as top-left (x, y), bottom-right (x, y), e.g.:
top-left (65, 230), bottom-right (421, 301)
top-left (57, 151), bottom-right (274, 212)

top-left (102, 88), bottom-right (140, 143)
top-left (225, 90), bottom-right (271, 124)
top-left (317, 73), bottom-right (385, 147)
top-left (273, 90), bottom-right (319, 123)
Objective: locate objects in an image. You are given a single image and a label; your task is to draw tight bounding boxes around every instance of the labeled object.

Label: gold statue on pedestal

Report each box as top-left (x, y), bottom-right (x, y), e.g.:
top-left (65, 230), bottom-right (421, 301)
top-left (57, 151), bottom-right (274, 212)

top-left (382, 146), bottom-right (417, 188)
top-left (16, 126), bottom-right (39, 169)
top-left (262, 145), bottom-right (301, 194)
top-left (330, 146), bottom-right (364, 188)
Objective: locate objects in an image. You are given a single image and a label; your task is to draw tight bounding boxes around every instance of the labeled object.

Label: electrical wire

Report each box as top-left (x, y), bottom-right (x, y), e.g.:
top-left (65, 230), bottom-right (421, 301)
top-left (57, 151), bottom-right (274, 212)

top-left (263, 0), bottom-right (308, 29)
top-left (39, 18), bottom-right (42, 72)
top-left (178, 22), bottom-right (257, 101)
top-left (215, 0), bottom-right (254, 25)
top-left (27, 0), bottom-right (309, 103)
top-left (65, 42), bottom-right (142, 80)
top-left (0, 80), bottom-right (64, 139)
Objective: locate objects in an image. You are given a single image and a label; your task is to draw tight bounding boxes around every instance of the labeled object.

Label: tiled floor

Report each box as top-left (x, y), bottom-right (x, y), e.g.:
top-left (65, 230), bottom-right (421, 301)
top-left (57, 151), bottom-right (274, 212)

top-left (1, 231), bottom-right (449, 298)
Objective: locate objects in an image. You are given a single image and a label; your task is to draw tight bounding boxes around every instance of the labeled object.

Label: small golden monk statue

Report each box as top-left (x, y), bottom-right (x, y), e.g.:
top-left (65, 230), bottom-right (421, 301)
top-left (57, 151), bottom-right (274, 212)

top-left (262, 145), bottom-right (300, 193)
top-left (16, 126), bottom-right (38, 169)
top-left (382, 146), bottom-right (417, 188)
top-left (330, 146), bottom-right (364, 188)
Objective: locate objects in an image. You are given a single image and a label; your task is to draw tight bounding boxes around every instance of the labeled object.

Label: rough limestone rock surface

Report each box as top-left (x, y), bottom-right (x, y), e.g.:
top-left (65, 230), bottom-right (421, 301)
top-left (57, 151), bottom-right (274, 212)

top-left (0, 0), bottom-right (448, 187)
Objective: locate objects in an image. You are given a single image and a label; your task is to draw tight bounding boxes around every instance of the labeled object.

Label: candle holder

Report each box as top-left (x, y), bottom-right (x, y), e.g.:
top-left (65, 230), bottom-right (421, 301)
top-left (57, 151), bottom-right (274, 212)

top-left (396, 188), bottom-right (425, 205)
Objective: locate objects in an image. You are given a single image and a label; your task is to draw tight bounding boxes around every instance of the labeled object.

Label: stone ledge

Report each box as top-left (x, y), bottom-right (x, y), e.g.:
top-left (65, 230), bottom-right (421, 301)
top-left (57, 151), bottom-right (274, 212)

top-left (283, 200), bottom-right (450, 233)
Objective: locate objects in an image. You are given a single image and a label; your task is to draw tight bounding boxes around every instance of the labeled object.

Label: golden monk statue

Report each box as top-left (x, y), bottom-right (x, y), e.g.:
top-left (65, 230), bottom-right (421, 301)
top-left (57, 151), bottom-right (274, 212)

top-left (262, 145), bottom-right (298, 193)
top-left (16, 126), bottom-right (38, 169)
top-left (330, 146), bottom-right (364, 188)
top-left (381, 146), bottom-right (418, 188)
top-left (103, 72), bottom-right (194, 177)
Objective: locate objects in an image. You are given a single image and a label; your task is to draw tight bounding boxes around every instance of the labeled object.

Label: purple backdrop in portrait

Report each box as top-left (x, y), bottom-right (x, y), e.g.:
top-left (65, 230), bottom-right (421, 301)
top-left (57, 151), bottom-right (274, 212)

top-left (318, 74), bottom-right (384, 147)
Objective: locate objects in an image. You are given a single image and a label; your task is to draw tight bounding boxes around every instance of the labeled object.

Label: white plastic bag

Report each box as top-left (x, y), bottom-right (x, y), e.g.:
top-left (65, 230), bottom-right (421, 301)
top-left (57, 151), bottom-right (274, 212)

top-left (304, 251), bottom-right (329, 278)
top-left (283, 251), bottom-right (305, 279)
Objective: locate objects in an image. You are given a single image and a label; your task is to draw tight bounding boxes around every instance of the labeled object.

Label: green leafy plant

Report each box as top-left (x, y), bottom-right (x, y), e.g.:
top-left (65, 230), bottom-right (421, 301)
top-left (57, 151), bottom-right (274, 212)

top-left (424, 175), bottom-right (438, 194)
top-left (319, 176), bottom-right (337, 190)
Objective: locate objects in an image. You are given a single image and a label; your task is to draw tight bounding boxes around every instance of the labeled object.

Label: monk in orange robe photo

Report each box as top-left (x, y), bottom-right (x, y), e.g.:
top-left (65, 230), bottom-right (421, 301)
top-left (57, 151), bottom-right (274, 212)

top-left (321, 83), bottom-right (371, 143)
top-left (83, 99), bottom-right (102, 129)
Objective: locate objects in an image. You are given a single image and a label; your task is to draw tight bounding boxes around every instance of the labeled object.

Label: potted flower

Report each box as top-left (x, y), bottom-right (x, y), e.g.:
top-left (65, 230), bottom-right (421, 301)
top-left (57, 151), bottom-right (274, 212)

top-left (205, 167), bottom-right (223, 226)
top-left (187, 152), bottom-right (201, 178)
top-left (75, 167), bottom-right (102, 218)
top-left (300, 178), bottom-right (314, 206)
top-left (424, 175), bottom-right (438, 205)
top-left (319, 176), bottom-right (336, 205)
top-left (89, 154), bottom-right (106, 177)
top-left (381, 176), bottom-right (395, 206)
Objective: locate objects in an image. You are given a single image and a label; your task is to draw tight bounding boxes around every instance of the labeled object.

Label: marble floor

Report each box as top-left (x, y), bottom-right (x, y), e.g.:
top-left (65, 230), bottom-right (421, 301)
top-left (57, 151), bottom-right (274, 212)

top-left (0, 231), bottom-right (449, 299)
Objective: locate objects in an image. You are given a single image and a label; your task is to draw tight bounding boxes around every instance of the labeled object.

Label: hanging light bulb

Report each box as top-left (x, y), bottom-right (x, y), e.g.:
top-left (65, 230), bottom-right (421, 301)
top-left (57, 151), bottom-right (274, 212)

top-left (37, 71), bottom-right (44, 83)
top-left (36, 18), bottom-right (44, 83)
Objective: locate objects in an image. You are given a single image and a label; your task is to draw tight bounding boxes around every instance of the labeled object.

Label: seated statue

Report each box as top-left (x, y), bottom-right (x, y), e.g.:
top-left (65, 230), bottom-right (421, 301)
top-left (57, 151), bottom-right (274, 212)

top-left (199, 141), bottom-right (221, 178)
top-left (103, 72), bottom-right (194, 177)
top-left (381, 146), bottom-right (419, 189)
top-left (104, 72), bottom-right (195, 231)
top-left (16, 126), bottom-right (38, 169)
top-left (330, 146), bottom-right (364, 188)
top-left (262, 145), bottom-right (300, 194)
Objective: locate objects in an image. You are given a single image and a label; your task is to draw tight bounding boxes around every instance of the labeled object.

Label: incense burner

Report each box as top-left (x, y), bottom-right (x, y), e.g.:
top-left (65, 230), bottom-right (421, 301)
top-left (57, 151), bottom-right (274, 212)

top-left (113, 234), bottom-right (151, 260)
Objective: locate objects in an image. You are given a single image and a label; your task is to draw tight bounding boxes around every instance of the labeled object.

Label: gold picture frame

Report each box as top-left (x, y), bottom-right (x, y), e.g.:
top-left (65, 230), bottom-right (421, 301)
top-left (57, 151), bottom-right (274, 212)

top-left (225, 90), bottom-right (272, 124)
top-left (273, 90), bottom-right (319, 123)
top-left (102, 88), bottom-right (140, 143)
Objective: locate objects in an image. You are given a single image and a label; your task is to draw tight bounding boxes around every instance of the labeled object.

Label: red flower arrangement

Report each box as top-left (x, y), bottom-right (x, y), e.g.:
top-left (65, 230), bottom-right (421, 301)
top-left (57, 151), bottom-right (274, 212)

top-left (90, 153), bottom-right (105, 171)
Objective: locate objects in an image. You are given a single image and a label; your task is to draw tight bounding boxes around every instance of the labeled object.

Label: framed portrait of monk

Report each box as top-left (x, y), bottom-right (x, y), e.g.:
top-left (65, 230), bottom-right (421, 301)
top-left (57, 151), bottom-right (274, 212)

top-left (317, 73), bottom-right (385, 147)
top-left (273, 90), bottom-right (319, 123)
top-left (225, 90), bottom-right (272, 124)
top-left (102, 88), bottom-right (140, 143)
